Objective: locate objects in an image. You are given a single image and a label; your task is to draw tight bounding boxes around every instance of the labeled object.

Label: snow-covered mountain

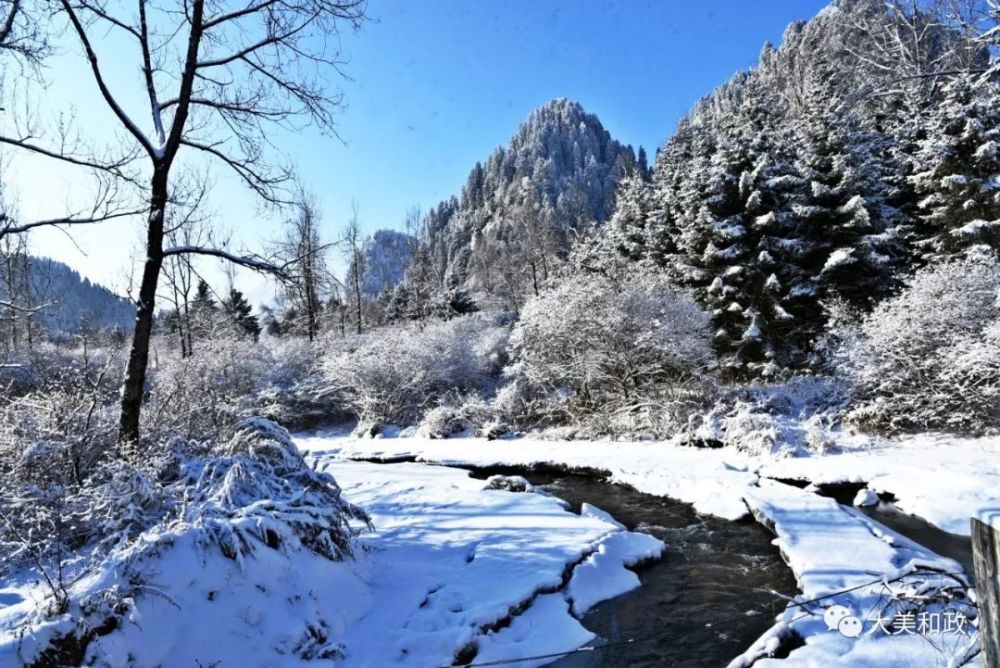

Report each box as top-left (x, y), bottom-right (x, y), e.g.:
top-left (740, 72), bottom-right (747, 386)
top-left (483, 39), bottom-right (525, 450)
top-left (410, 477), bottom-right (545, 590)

top-left (27, 257), bottom-right (133, 332)
top-left (359, 229), bottom-right (414, 298)
top-left (420, 98), bottom-right (639, 289)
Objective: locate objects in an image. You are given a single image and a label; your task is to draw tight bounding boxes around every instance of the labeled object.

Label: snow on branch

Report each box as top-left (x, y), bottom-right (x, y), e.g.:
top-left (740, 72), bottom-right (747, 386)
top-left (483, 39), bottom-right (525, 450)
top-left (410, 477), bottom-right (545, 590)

top-left (162, 245), bottom-right (287, 277)
top-left (0, 299), bottom-right (42, 314)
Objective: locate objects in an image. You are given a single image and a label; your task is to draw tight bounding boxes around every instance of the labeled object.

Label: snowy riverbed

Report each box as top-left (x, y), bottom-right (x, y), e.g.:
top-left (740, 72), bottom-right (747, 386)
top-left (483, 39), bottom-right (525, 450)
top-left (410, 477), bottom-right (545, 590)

top-left (0, 459), bottom-right (662, 667)
top-left (2, 430), bottom-right (994, 666)
top-left (296, 430), bottom-right (1000, 538)
top-left (297, 430), bottom-right (999, 667)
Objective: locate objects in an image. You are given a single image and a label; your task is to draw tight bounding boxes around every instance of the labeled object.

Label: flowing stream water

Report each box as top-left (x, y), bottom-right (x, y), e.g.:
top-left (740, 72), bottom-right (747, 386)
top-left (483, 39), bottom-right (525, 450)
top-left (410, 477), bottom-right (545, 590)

top-left (464, 466), bottom-right (799, 668)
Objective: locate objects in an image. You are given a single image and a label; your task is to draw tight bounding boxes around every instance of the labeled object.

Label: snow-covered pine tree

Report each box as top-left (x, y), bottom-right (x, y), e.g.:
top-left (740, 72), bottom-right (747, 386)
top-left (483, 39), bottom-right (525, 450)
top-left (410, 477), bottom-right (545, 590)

top-left (910, 73), bottom-right (1000, 258)
top-left (606, 169), bottom-right (654, 263)
top-left (222, 287), bottom-right (261, 341)
top-left (670, 75), bottom-right (805, 378)
top-left (790, 70), bottom-right (905, 317)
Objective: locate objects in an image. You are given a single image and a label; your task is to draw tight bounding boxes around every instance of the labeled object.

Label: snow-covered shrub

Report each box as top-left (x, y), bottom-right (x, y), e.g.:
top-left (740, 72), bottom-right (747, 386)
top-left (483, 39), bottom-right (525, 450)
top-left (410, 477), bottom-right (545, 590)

top-left (506, 273), bottom-right (715, 435)
top-left (182, 418), bottom-right (368, 563)
top-left (839, 251), bottom-right (1000, 433)
top-left (322, 314), bottom-right (509, 432)
top-left (803, 414), bottom-right (836, 454)
top-left (418, 393), bottom-right (498, 439)
top-left (1, 417), bottom-right (366, 637)
top-left (0, 343), bottom-right (122, 487)
top-left (143, 336), bottom-right (274, 442)
top-left (419, 405), bottom-right (475, 439)
top-left (721, 401), bottom-right (785, 456)
top-left (744, 376), bottom-right (852, 419)
top-left (254, 335), bottom-right (351, 429)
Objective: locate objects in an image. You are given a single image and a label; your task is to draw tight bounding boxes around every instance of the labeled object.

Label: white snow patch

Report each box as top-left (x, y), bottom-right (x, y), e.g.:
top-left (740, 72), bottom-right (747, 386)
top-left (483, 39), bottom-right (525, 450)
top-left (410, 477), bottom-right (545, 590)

top-left (853, 488), bottom-right (879, 507)
top-left (737, 480), bottom-right (977, 668)
top-left (565, 529), bottom-right (663, 616)
top-left (298, 433), bottom-right (759, 521)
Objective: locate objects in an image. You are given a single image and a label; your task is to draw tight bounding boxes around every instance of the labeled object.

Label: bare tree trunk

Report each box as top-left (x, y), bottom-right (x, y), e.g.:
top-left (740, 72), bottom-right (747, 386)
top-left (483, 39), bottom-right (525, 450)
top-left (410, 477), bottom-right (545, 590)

top-left (119, 172), bottom-right (166, 447)
top-left (352, 258), bottom-right (362, 334)
top-left (303, 230), bottom-right (318, 341)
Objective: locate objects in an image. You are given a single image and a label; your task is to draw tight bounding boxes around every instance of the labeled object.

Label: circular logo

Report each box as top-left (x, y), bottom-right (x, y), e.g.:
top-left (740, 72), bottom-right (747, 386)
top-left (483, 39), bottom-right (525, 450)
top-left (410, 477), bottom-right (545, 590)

top-left (838, 615), bottom-right (863, 638)
top-left (824, 605), bottom-right (852, 631)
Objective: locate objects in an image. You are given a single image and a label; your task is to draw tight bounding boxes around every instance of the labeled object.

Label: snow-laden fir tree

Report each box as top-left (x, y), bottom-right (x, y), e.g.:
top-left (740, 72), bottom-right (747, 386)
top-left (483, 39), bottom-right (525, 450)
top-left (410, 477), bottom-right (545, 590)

top-left (910, 73), bottom-right (1000, 259)
top-left (789, 69), bottom-right (905, 315)
top-left (222, 287), bottom-right (261, 341)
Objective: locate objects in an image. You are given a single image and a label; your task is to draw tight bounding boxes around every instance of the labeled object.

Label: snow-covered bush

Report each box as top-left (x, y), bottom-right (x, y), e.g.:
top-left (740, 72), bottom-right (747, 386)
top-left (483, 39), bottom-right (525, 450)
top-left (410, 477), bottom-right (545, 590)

top-left (721, 401), bottom-right (798, 456)
top-left (322, 314), bottom-right (509, 432)
top-left (506, 273), bottom-right (715, 435)
top-left (839, 250), bottom-right (1000, 433)
top-left (182, 418), bottom-right (368, 562)
top-left (254, 335), bottom-right (351, 429)
top-left (1, 417), bottom-right (366, 633)
top-left (143, 336), bottom-right (274, 442)
top-left (418, 393), bottom-right (498, 439)
top-left (0, 345), bottom-right (122, 487)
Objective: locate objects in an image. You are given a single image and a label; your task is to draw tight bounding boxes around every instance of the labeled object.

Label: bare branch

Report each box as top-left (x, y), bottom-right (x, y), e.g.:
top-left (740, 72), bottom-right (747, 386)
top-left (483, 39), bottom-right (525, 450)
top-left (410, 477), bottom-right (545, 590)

top-left (138, 0), bottom-right (167, 147)
top-left (0, 209), bottom-right (145, 240)
top-left (58, 0), bottom-right (157, 157)
top-left (162, 245), bottom-right (287, 278)
top-left (179, 137), bottom-right (291, 202)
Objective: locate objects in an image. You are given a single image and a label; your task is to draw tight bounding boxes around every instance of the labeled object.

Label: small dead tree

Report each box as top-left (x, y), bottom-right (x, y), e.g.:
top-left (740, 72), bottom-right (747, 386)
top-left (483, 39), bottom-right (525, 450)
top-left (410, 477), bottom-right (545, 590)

top-left (0, 0), bottom-right (366, 447)
top-left (274, 195), bottom-right (334, 341)
top-left (342, 202), bottom-right (365, 334)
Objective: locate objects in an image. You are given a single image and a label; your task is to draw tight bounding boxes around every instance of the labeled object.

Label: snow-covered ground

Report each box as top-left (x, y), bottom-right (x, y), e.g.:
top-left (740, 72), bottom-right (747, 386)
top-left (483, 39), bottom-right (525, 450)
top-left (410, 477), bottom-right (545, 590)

top-left (297, 430), bottom-right (999, 667)
top-left (3, 429), bottom-right (993, 666)
top-left (296, 430), bottom-right (1000, 537)
top-left (0, 460), bottom-right (661, 667)
top-left (737, 480), bottom-right (978, 668)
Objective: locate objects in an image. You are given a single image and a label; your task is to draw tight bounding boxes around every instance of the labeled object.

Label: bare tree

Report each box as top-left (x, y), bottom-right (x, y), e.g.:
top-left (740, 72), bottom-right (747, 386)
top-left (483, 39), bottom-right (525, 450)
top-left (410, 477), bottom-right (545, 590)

top-left (0, 0), bottom-right (47, 65)
top-left (274, 195), bottom-right (333, 341)
top-left (0, 0), bottom-right (366, 446)
top-left (837, 0), bottom-right (993, 107)
top-left (160, 196), bottom-right (212, 358)
top-left (342, 202), bottom-right (365, 334)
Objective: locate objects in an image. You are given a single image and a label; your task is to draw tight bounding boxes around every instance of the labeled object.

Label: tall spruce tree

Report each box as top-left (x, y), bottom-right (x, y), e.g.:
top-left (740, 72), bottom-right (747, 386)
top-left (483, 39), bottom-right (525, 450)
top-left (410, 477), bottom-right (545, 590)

top-left (223, 287), bottom-right (261, 341)
top-left (910, 74), bottom-right (1000, 258)
top-left (791, 72), bottom-right (905, 316)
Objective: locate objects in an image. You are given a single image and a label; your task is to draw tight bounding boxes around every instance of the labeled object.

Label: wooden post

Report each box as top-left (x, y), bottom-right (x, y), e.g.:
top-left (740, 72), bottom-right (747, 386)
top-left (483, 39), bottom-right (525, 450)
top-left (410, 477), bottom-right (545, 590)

top-left (973, 517), bottom-right (1000, 668)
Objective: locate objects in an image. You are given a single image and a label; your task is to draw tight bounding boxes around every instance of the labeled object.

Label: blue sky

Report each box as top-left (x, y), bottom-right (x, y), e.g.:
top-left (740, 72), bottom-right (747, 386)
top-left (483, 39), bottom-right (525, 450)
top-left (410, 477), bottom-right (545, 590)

top-left (10, 0), bottom-right (829, 296)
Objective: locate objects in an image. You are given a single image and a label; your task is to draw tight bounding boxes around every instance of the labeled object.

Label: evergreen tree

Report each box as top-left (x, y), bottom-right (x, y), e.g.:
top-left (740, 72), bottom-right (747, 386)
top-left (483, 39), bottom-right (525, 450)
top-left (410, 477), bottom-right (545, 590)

top-left (790, 73), bottom-right (905, 316)
top-left (222, 287), bottom-right (261, 341)
top-left (910, 74), bottom-right (1000, 258)
top-left (672, 76), bottom-right (804, 378)
top-left (605, 170), bottom-right (654, 263)
top-left (192, 279), bottom-right (215, 310)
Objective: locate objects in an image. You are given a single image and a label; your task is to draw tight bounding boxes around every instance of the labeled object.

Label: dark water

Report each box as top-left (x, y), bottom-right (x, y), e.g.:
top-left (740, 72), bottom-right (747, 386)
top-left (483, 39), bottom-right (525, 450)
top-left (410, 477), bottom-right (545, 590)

top-left (466, 467), bottom-right (799, 668)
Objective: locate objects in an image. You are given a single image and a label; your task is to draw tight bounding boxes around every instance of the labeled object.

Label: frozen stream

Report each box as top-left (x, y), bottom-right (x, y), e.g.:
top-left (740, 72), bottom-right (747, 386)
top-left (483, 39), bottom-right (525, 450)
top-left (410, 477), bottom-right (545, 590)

top-left (463, 466), bottom-right (799, 667)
